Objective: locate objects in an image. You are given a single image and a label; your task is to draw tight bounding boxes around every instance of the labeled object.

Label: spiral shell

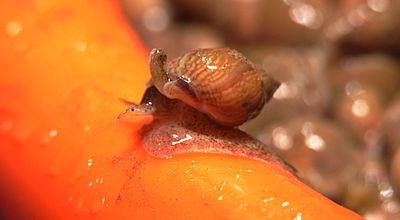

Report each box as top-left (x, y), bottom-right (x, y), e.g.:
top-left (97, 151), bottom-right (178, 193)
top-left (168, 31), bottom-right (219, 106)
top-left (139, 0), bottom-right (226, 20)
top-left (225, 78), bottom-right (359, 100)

top-left (149, 48), bottom-right (280, 127)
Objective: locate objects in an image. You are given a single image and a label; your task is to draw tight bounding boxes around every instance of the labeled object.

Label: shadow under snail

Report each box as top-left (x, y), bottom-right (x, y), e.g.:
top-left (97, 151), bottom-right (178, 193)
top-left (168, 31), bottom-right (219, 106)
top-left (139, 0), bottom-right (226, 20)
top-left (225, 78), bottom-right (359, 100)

top-left (119, 48), bottom-right (295, 175)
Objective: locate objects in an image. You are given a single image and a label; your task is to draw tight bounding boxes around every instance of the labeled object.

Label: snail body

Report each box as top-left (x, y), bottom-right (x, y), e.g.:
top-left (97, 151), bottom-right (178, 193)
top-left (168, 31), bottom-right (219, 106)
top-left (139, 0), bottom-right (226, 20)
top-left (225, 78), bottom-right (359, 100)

top-left (149, 48), bottom-right (280, 126)
top-left (118, 48), bottom-right (293, 175)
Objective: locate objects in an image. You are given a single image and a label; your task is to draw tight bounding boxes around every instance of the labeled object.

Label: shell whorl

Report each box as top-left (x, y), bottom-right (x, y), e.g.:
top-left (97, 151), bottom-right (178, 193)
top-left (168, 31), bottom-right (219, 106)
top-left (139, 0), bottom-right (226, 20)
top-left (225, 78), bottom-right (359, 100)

top-left (149, 48), bottom-right (280, 127)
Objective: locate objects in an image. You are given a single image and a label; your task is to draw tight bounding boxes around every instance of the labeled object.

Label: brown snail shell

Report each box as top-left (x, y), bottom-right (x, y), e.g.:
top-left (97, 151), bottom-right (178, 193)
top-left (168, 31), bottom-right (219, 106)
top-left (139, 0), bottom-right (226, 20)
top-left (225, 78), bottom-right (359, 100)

top-left (149, 48), bottom-right (280, 127)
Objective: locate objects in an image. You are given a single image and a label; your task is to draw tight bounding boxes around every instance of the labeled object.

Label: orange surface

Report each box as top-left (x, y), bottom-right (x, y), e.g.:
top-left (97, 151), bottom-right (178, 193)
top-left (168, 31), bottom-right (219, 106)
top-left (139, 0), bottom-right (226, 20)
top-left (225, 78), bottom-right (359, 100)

top-left (0, 0), bottom-right (363, 219)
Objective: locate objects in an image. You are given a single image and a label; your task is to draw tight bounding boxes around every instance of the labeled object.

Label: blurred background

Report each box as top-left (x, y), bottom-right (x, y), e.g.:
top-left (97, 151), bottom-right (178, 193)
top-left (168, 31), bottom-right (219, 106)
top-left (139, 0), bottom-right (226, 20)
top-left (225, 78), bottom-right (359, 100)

top-left (120, 0), bottom-right (400, 219)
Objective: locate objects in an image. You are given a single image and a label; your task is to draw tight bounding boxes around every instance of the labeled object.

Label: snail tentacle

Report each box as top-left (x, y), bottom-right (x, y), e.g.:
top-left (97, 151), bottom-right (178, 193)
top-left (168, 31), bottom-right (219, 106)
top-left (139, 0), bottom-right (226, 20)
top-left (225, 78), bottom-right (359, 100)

top-left (117, 98), bottom-right (155, 121)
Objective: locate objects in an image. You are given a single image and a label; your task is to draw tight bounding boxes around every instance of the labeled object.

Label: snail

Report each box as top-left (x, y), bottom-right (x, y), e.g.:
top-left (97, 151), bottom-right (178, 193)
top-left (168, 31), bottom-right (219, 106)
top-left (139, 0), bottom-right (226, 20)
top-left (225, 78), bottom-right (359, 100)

top-left (147, 48), bottom-right (280, 127)
top-left (118, 48), bottom-right (295, 176)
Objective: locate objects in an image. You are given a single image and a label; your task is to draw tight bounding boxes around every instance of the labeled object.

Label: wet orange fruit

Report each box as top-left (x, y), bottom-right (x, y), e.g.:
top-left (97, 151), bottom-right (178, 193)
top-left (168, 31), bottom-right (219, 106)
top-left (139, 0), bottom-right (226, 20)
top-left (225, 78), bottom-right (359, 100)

top-left (0, 0), bottom-right (362, 219)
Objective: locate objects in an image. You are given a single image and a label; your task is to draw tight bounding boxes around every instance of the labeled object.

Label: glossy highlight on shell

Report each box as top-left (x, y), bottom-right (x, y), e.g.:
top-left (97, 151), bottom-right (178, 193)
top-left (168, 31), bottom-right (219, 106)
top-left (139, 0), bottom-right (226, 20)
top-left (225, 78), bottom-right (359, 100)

top-left (149, 48), bottom-right (280, 126)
